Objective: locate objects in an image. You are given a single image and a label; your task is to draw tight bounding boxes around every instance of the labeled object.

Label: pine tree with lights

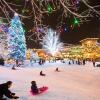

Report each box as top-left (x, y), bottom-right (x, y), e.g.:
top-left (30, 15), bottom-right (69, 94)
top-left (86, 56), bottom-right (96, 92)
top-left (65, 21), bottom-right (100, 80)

top-left (8, 13), bottom-right (26, 60)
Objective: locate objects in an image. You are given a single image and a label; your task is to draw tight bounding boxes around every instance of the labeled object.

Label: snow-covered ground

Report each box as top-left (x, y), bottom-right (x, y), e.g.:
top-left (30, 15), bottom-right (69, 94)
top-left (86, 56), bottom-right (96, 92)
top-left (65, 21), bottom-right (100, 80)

top-left (0, 61), bottom-right (100, 100)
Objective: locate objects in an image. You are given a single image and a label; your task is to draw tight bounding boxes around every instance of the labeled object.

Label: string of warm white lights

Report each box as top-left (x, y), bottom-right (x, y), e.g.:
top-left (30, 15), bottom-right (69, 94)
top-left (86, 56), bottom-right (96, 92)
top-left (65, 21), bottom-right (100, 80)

top-left (0, 0), bottom-right (99, 22)
top-left (27, 0), bottom-right (100, 41)
top-left (0, 0), bottom-right (100, 41)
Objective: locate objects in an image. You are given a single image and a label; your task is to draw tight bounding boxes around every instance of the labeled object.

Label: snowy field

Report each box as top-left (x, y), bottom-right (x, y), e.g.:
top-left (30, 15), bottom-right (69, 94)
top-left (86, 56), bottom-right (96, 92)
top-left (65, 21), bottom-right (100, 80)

top-left (0, 61), bottom-right (100, 100)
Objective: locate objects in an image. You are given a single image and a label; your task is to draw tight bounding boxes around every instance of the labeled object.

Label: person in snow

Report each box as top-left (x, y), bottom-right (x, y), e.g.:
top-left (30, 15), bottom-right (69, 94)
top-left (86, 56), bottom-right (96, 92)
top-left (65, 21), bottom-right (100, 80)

top-left (12, 65), bottom-right (16, 70)
top-left (0, 81), bottom-right (19, 100)
top-left (40, 71), bottom-right (46, 76)
top-left (93, 60), bottom-right (95, 67)
top-left (31, 81), bottom-right (39, 94)
top-left (55, 67), bottom-right (60, 72)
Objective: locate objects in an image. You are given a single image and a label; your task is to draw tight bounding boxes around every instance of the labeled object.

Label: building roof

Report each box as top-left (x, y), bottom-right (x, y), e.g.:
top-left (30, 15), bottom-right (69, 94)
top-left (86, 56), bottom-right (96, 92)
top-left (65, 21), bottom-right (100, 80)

top-left (80, 38), bottom-right (99, 43)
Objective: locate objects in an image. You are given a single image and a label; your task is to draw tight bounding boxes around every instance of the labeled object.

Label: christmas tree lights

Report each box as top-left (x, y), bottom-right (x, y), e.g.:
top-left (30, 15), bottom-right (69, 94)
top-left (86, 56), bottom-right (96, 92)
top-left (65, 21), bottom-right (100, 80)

top-left (8, 13), bottom-right (27, 60)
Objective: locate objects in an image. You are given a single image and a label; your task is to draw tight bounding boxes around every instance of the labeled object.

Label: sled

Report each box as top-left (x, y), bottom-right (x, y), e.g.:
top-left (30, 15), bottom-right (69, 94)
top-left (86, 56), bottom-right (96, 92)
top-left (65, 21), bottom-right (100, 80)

top-left (30, 86), bottom-right (48, 96)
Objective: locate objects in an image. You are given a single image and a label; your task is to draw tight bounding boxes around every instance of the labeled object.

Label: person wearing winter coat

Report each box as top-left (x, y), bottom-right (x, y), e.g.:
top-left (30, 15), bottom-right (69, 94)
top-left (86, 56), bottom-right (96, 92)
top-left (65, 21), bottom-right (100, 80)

top-left (55, 67), bottom-right (60, 72)
top-left (0, 81), bottom-right (19, 100)
top-left (31, 81), bottom-right (39, 94)
top-left (40, 71), bottom-right (46, 76)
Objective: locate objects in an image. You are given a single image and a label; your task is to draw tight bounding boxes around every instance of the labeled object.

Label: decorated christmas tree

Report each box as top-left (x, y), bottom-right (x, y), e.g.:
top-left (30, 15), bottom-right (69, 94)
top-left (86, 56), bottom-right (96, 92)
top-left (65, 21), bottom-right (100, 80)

top-left (8, 13), bottom-right (26, 60)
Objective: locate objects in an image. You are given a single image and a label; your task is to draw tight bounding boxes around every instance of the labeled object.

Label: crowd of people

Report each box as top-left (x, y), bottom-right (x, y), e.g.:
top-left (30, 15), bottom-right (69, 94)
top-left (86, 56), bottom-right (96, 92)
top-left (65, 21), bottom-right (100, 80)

top-left (67, 59), bottom-right (98, 67)
top-left (0, 55), bottom-right (99, 68)
top-left (30, 57), bottom-right (99, 67)
top-left (68, 59), bottom-right (86, 65)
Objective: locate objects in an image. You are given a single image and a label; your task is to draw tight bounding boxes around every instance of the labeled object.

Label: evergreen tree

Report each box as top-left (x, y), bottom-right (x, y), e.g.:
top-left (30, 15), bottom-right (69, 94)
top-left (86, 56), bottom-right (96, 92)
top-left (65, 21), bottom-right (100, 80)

top-left (8, 13), bottom-right (26, 60)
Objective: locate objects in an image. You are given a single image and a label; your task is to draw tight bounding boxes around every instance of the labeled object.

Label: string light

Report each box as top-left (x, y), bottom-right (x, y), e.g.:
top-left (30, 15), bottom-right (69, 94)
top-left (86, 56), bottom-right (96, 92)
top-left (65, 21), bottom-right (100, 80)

top-left (47, 4), bottom-right (53, 13)
top-left (8, 13), bottom-right (27, 60)
top-left (0, 0), bottom-right (100, 41)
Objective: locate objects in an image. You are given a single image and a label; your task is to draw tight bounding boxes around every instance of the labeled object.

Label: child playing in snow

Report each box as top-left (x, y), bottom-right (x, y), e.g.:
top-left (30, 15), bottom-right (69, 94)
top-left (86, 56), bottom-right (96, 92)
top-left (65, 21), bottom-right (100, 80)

top-left (31, 81), bottom-right (48, 94)
top-left (55, 67), bottom-right (60, 72)
top-left (40, 71), bottom-right (46, 76)
top-left (31, 81), bottom-right (39, 94)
